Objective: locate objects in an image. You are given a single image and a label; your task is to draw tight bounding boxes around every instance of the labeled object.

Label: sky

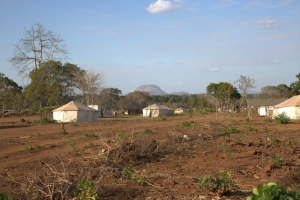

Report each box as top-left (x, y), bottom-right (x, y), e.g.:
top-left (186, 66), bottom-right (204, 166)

top-left (0, 0), bottom-right (299, 94)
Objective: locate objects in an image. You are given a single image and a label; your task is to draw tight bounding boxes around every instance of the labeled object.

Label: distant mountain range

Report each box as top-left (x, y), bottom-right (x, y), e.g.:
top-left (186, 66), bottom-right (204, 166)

top-left (135, 84), bottom-right (189, 96)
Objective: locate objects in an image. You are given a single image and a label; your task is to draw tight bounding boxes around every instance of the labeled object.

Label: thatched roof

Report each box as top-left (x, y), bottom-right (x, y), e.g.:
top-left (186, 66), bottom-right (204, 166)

top-left (273, 95), bottom-right (300, 108)
top-left (53, 101), bottom-right (97, 112)
top-left (246, 98), bottom-right (287, 107)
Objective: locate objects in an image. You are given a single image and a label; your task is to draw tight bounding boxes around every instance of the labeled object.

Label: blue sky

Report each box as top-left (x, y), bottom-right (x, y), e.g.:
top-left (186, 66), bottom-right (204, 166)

top-left (0, 0), bottom-right (299, 94)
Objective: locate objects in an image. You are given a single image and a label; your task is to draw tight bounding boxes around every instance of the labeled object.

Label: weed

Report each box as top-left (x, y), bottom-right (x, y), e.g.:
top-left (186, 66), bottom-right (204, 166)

top-left (33, 117), bottom-right (56, 124)
top-left (274, 112), bottom-right (290, 124)
top-left (160, 116), bottom-right (167, 121)
top-left (229, 125), bottom-right (238, 133)
top-left (220, 142), bottom-right (232, 157)
top-left (75, 179), bottom-right (98, 200)
top-left (122, 165), bottom-right (145, 186)
top-left (69, 120), bottom-right (79, 127)
top-left (89, 142), bottom-right (94, 147)
top-left (36, 131), bottom-right (42, 137)
top-left (182, 121), bottom-right (193, 127)
top-left (247, 182), bottom-right (300, 200)
top-left (0, 193), bottom-right (14, 200)
top-left (7, 173), bottom-right (14, 179)
top-left (244, 123), bottom-right (253, 133)
top-left (193, 170), bottom-right (238, 196)
top-left (285, 140), bottom-right (293, 149)
top-left (67, 138), bottom-right (76, 151)
top-left (143, 128), bottom-right (153, 134)
top-left (76, 149), bottom-right (83, 155)
top-left (84, 132), bottom-right (96, 137)
top-left (117, 132), bottom-right (126, 140)
top-left (270, 153), bottom-right (283, 166)
top-left (8, 139), bottom-right (13, 143)
top-left (267, 135), bottom-right (277, 146)
top-left (36, 144), bottom-right (42, 150)
top-left (235, 134), bottom-right (244, 144)
top-left (263, 126), bottom-right (269, 132)
top-left (25, 145), bottom-right (33, 150)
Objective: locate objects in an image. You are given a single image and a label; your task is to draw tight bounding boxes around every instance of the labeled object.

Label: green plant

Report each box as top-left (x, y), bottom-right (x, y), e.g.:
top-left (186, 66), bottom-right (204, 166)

top-left (117, 132), bottom-right (126, 140)
top-left (229, 125), bottom-right (238, 133)
top-left (25, 145), bottom-right (33, 150)
top-left (264, 118), bottom-right (273, 123)
top-left (267, 135), bottom-right (277, 146)
top-left (235, 134), bottom-right (244, 144)
top-left (285, 140), bottom-right (293, 149)
top-left (143, 128), bottom-right (153, 134)
top-left (67, 138), bottom-right (76, 151)
top-left (263, 126), bottom-right (269, 132)
top-left (75, 179), bottom-right (98, 200)
top-left (37, 117), bottom-right (56, 124)
top-left (84, 132), bottom-right (96, 137)
top-left (244, 123), bottom-right (253, 133)
top-left (247, 182), bottom-right (300, 200)
top-left (69, 120), bottom-right (79, 127)
top-left (77, 149), bottom-right (83, 155)
top-left (89, 142), bottom-right (94, 147)
top-left (193, 170), bottom-right (237, 196)
top-left (0, 193), bottom-right (14, 200)
top-left (270, 153), bottom-right (283, 166)
top-left (122, 165), bottom-right (145, 186)
top-left (36, 131), bottom-right (42, 137)
top-left (274, 112), bottom-right (290, 124)
top-left (160, 116), bottom-right (167, 121)
top-left (220, 142), bottom-right (232, 157)
top-left (36, 144), bottom-right (42, 150)
top-left (182, 120), bottom-right (193, 127)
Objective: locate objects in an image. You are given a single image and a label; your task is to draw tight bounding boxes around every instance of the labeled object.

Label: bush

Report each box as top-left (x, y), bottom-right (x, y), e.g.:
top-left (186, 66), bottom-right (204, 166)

top-left (32, 117), bottom-right (56, 124)
top-left (247, 182), bottom-right (300, 200)
top-left (274, 112), bottom-right (290, 124)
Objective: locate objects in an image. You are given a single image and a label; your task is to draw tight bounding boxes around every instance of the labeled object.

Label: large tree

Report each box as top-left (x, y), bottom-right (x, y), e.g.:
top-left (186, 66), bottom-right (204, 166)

top-left (25, 61), bottom-right (82, 108)
top-left (98, 88), bottom-right (122, 110)
top-left (9, 23), bottom-right (68, 76)
top-left (0, 73), bottom-right (23, 115)
top-left (290, 73), bottom-right (300, 95)
top-left (75, 69), bottom-right (105, 105)
top-left (122, 91), bottom-right (149, 114)
top-left (234, 75), bottom-right (255, 111)
top-left (206, 82), bottom-right (240, 111)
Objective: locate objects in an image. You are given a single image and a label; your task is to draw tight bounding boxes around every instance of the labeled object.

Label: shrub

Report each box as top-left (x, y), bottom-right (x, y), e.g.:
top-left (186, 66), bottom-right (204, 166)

top-left (193, 170), bottom-right (238, 196)
top-left (270, 153), bottom-right (283, 166)
top-left (274, 112), bottom-right (290, 124)
top-left (160, 116), bottom-right (167, 121)
top-left (75, 179), bottom-right (98, 200)
top-left (247, 182), bottom-right (300, 200)
top-left (143, 128), bottom-right (153, 134)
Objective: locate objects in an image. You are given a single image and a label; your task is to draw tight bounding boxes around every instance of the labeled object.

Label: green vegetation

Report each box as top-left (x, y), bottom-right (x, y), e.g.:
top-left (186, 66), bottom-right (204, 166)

top-left (122, 165), bottom-right (145, 186)
top-left (270, 153), bottom-right (284, 166)
top-left (220, 142), bottom-right (232, 157)
top-left (75, 179), bottom-right (98, 200)
top-left (193, 170), bottom-right (237, 196)
top-left (267, 135), bottom-right (277, 146)
top-left (32, 117), bottom-right (56, 124)
top-left (247, 182), bottom-right (300, 200)
top-left (274, 112), bottom-right (290, 124)
top-left (143, 128), bottom-right (153, 134)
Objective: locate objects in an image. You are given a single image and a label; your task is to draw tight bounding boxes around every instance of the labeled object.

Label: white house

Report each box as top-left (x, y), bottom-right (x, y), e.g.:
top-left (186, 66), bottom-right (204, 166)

top-left (246, 98), bottom-right (287, 117)
top-left (174, 107), bottom-right (188, 114)
top-left (53, 101), bottom-right (98, 122)
top-left (143, 104), bottom-right (173, 117)
top-left (88, 105), bottom-right (102, 118)
top-left (273, 95), bottom-right (300, 119)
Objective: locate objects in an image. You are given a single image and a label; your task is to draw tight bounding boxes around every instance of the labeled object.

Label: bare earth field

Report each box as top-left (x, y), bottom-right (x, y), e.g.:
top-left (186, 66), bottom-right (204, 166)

top-left (1, 113), bottom-right (300, 199)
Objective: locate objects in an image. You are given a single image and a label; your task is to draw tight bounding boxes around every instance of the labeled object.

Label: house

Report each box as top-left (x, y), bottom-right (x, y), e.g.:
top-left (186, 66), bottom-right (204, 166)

top-left (246, 98), bottom-right (287, 117)
top-left (53, 101), bottom-right (98, 122)
top-left (273, 95), bottom-right (300, 119)
top-left (88, 105), bottom-right (103, 118)
top-left (174, 107), bottom-right (188, 114)
top-left (143, 104), bottom-right (173, 117)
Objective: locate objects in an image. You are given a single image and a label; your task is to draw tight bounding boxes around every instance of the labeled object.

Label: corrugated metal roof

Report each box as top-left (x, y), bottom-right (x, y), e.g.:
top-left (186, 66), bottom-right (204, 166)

top-left (53, 101), bottom-right (97, 112)
top-left (246, 98), bottom-right (287, 107)
top-left (273, 95), bottom-right (300, 108)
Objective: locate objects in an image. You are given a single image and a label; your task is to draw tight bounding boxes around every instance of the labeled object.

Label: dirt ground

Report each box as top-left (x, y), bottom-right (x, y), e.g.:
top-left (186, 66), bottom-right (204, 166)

top-left (1, 113), bottom-right (300, 199)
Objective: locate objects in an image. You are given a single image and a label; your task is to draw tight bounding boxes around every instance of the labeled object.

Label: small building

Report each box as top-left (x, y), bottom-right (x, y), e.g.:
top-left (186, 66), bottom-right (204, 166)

top-left (143, 104), bottom-right (173, 117)
top-left (174, 107), bottom-right (188, 114)
top-left (53, 101), bottom-right (98, 122)
top-left (273, 95), bottom-right (300, 119)
top-left (88, 105), bottom-right (103, 118)
top-left (246, 98), bottom-right (287, 117)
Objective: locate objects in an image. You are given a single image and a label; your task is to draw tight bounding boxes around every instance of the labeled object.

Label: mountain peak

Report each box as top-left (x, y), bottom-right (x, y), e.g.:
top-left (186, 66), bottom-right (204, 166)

top-left (135, 84), bottom-right (167, 95)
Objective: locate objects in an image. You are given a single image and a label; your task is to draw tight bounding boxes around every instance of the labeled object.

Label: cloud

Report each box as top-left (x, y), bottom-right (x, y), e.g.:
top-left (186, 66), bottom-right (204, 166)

top-left (258, 18), bottom-right (277, 27)
top-left (206, 68), bottom-right (219, 72)
top-left (146, 0), bottom-right (182, 14)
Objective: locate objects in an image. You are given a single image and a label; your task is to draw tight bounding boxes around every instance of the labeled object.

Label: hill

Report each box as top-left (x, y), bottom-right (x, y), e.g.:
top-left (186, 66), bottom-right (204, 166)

top-left (135, 85), bottom-right (168, 95)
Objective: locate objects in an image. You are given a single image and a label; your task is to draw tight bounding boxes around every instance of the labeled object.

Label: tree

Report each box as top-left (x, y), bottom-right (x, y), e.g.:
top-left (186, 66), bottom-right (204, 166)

top-left (276, 84), bottom-right (292, 98)
top-left (290, 73), bottom-right (300, 95)
top-left (75, 69), bottom-right (105, 105)
top-left (234, 75), bottom-right (255, 111)
top-left (9, 23), bottom-right (68, 76)
top-left (122, 91), bottom-right (149, 114)
top-left (99, 88), bottom-right (122, 110)
top-left (260, 86), bottom-right (281, 98)
top-left (25, 61), bottom-right (82, 108)
top-left (206, 82), bottom-right (240, 112)
top-left (0, 73), bottom-right (23, 115)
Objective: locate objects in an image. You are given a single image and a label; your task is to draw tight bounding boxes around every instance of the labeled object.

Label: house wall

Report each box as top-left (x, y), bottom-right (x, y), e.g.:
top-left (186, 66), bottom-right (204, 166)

top-left (53, 111), bottom-right (78, 122)
top-left (88, 105), bottom-right (102, 118)
top-left (143, 109), bottom-right (172, 117)
top-left (77, 111), bottom-right (97, 122)
top-left (274, 106), bottom-right (298, 119)
top-left (258, 106), bottom-right (269, 116)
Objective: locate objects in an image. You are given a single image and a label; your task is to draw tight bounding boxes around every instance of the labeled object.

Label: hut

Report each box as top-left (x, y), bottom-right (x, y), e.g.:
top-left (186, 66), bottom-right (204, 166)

top-left (273, 95), bottom-right (300, 119)
top-left (143, 104), bottom-right (173, 117)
